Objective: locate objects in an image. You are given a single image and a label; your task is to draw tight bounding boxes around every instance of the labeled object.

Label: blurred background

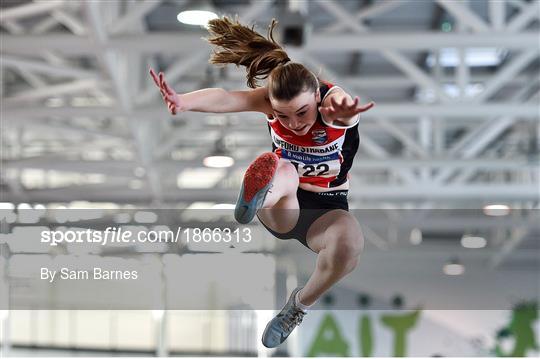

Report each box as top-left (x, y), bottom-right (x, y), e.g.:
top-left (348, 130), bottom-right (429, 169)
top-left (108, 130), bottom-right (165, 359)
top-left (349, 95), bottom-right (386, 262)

top-left (1, 0), bottom-right (539, 357)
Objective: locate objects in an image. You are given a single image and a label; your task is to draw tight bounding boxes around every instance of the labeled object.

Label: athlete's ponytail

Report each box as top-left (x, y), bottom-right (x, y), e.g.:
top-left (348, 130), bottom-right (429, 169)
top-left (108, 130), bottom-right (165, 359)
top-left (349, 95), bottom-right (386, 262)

top-left (206, 16), bottom-right (320, 100)
top-left (206, 17), bottom-right (289, 88)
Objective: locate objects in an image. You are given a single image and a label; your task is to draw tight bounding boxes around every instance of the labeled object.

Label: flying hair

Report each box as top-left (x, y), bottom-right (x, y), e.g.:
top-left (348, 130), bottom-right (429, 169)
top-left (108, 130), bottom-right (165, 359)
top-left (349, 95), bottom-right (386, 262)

top-left (205, 16), bottom-right (291, 88)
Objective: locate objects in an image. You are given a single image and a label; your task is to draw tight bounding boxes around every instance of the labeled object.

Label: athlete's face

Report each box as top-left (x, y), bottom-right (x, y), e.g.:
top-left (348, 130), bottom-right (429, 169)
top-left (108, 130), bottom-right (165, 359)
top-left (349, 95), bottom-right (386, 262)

top-left (270, 89), bottom-right (321, 136)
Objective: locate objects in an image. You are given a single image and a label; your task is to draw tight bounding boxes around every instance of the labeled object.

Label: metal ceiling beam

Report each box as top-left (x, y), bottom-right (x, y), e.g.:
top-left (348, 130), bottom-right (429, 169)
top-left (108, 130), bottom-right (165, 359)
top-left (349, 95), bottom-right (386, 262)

top-left (313, 0), bottom-right (452, 106)
top-left (445, 118), bottom-right (506, 157)
top-left (5, 122), bottom-right (129, 141)
top-left (304, 52), bottom-right (418, 183)
top-left (0, 19), bottom-right (50, 91)
top-left (456, 46), bottom-right (470, 99)
top-left (315, 0), bottom-right (368, 32)
top-left (381, 49), bottom-right (452, 102)
top-left (436, 0), bottom-right (491, 32)
top-left (313, 0), bottom-right (468, 191)
top-left (375, 119), bottom-right (429, 158)
top-left (5, 157), bottom-right (535, 170)
top-left (235, 0), bottom-right (273, 24)
top-left (3, 32), bottom-right (539, 55)
top-left (433, 82), bottom-right (539, 184)
top-left (0, 55), bottom-right (97, 79)
top-left (489, 0), bottom-right (506, 30)
top-left (506, 0), bottom-right (540, 32)
top-left (342, 103), bottom-right (538, 118)
top-left (418, 117), bottom-right (432, 182)
top-left (1, 18), bottom-right (24, 33)
top-left (4, 78), bottom-right (102, 104)
top-left (50, 8), bottom-right (87, 35)
top-left (136, 0), bottom-right (270, 107)
top-left (1, 8), bottom-right (112, 110)
top-left (322, 0), bottom-right (411, 33)
top-left (306, 32), bottom-right (539, 51)
top-left (129, 74), bottom-right (536, 89)
top-left (300, 0), bottom-right (535, 195)
top-left (4, 103), bottom-right (537, 119)
top-left (31, 13), bottom-right (61, 33)
top-left (507, 0), bottom-right (530, 11)
top-left (432, 117), bottom-right (517, 184)
top-left (83, 1), bottom-right (167, 205)
top-left (83, 1), bottom-right (131, 112)
top-left (0, 0), bottom-right (65, 22)
top-left (455, 12), bottom-right (471, 100)
top-left (472, 49), bottom-right (539, 103)
top-left (2, 184), bottom-right (538, 204)
top-left (129, 1), bottom-right (269, 205)
top-left (1, 0), bottom-right (536, 211)
top-left (152, 121), bottom-right (203, 159)
top-left (489, 227), bottom-right (529, 268)
top-left (135, 51), bottom-right (209, 105)
top-left (108, 0), bottom-right (165, 35)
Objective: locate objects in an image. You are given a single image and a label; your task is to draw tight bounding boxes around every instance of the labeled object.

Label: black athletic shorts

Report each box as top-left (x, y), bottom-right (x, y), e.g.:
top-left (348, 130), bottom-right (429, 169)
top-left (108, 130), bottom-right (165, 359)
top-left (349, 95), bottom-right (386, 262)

top-left (257, 188), bottom-right (349, 251)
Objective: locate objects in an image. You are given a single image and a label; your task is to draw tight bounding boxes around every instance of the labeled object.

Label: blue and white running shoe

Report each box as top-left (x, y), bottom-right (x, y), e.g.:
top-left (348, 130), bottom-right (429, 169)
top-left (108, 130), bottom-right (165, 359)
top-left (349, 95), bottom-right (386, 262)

top-left (262, 286), bottom-right (306, 348)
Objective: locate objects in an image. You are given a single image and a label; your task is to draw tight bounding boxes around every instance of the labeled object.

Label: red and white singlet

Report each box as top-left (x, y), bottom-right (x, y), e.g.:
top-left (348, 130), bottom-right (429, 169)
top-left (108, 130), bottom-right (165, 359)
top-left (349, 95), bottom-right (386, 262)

top-left (267, 82), bottom-right (360, 188)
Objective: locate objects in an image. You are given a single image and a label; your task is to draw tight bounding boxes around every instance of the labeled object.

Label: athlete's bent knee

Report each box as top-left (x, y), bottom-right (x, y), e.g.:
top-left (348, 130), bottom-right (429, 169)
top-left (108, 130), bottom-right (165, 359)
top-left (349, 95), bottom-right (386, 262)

top-left (277, 159), bottom-right (299, 190)
top-left (278, 160), bottom-right (298, 178)
top-left (326, 216), bottom-right (364, 254)
top-left (326, 235), bottom-right (362, 272)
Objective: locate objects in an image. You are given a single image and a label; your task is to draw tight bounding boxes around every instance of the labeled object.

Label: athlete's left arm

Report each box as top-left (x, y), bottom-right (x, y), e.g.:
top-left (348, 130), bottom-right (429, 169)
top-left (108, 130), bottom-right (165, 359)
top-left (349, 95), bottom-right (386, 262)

top-left (319, 87), bottom-right (375, 127)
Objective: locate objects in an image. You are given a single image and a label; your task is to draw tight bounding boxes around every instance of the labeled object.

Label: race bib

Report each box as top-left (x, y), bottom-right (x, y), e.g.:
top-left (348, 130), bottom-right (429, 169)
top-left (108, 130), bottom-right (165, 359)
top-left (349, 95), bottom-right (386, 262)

top-left (270, 128), bottom-right (345, 180)
top-left (280, 149), bottom-right (342, 178)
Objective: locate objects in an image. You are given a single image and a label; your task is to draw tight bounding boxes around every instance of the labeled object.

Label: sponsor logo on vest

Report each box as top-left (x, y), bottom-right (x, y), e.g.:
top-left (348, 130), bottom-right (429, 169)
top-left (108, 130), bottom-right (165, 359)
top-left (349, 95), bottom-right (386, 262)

top-left (312, 129), bottom-right (328, 145)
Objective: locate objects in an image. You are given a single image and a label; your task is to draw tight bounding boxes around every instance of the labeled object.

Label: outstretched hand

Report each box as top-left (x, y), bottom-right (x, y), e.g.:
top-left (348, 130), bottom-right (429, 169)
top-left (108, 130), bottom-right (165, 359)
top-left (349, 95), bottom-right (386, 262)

top-left (319, 96), bottom-right (375, 123)
top-left (150, 68), bottom-right (181, 115)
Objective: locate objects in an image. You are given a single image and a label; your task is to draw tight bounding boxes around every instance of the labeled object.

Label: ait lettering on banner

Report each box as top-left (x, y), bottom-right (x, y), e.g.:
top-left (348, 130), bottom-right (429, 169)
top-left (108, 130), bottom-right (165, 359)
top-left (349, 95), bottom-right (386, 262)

top-left (303, 298), bottom-right (538, 357)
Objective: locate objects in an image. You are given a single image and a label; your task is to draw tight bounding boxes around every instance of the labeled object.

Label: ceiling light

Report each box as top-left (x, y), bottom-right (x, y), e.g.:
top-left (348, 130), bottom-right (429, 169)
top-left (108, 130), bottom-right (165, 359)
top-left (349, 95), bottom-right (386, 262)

top-left (17, 203), bottom-right (32, 210)
top-left (177, 168), bottom-right (225, 188)
top-left (114, 213), bottom-right (131, 224)
top-left (134, 211), bottom-right (158, 223)
top-left (212, 203), bottom-right (236, 209)
top-left (461, 235), bottom-right (487, 249)
top-left (204, 136), bottom-right (235, 168)
top-left (186, 202), bottom-right (215, 209)
top-left (443, 83), bottom-right (484, 98)
top-left (0, 202), bottom-right (15, 210)
top-left (203, 155), bottom-right (234, 168)
top-left (45, 97), bottom-right (64, 107)
top-left (483, 204), bottom-right (510, 216)
top-left (152, 310), bottom-right (164, 320)
top-left (444, 258), bottom-right (465, 276)
top-left (409, 228), bottom-right (422, 245)
top-left (129, 179), bottom-right (144, 190)
top-left (134, 167), bottom-right (146, 177)
top-left (177, 10), bottom-right (218, 27)
top-left (427, 48), bottom-right (506, 67)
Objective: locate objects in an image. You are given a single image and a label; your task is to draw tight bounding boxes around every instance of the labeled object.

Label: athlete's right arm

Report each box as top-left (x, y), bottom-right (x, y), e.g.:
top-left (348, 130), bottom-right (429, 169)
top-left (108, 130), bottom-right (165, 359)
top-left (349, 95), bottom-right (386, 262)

top-left (150, 69), bottom-right (271, 115)
top-left (179, 87), bottom-right (271, 114)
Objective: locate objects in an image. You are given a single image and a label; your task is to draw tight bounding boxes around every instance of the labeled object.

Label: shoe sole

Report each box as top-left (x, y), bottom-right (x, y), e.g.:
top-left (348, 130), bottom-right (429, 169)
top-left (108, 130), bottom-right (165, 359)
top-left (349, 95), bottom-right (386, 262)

top-left (234, 152), bottom-right (279, 224)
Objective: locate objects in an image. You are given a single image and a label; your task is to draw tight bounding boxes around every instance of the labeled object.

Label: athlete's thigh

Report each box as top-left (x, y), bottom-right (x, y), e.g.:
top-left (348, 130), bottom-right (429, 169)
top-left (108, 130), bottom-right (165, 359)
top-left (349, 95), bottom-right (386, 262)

top-left (257, 195), bottom-right (300, 234)
top-left (305, 209), bottom-right (362, 253)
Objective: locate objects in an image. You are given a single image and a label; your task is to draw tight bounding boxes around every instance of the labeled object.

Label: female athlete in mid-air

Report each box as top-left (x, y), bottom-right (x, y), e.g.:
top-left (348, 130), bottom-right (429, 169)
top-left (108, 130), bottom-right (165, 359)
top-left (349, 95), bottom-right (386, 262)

top-left (150, 17), bottom-right (374, 348)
